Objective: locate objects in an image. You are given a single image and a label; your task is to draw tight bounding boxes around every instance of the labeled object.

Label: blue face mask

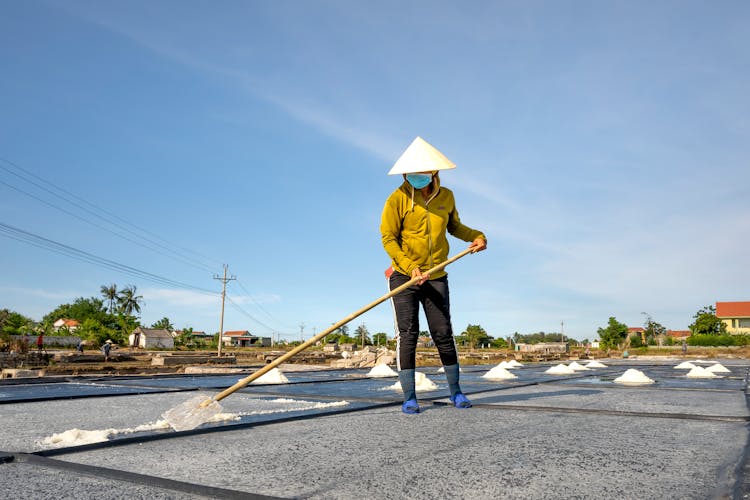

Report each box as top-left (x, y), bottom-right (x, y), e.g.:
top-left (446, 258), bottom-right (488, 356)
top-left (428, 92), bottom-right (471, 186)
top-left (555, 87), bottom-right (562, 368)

top-left (406, 173), bottom-right (433, 189)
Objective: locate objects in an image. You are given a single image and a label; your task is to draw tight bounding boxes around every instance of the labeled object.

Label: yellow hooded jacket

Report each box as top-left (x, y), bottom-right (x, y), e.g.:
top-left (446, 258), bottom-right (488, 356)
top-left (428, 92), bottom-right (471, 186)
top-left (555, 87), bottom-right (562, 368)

top-left (380, 174), bottom-right (485, 279)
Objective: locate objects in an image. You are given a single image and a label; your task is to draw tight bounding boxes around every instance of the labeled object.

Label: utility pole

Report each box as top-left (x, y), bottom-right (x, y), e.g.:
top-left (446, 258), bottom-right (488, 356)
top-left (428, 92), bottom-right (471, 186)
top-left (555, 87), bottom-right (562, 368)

top-left (299, 322), bottom-right (305, 343)
top-left (214, 265), bottom-right (236, 357)
top-left (561, 320), bottom-right (565, 342)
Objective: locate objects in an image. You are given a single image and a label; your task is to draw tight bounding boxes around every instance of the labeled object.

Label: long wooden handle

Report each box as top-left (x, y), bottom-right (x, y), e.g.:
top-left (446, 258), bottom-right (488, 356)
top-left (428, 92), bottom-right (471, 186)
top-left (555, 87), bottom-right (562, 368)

top-left (208, 247), bottom-right (475, 403)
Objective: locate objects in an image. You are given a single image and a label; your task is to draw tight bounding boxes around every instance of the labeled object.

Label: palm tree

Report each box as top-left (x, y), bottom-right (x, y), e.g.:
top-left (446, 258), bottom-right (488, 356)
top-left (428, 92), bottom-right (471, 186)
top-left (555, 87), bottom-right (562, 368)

top-left (100, 284), bottom-right (118, 313)
top-left (117, 285), bottom-right (143, 317)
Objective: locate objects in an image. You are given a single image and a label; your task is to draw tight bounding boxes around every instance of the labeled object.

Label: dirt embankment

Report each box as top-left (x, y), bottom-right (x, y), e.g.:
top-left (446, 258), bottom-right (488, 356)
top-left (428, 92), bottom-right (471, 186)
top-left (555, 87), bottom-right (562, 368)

top-left (6, 345), bottom-right (748, 377)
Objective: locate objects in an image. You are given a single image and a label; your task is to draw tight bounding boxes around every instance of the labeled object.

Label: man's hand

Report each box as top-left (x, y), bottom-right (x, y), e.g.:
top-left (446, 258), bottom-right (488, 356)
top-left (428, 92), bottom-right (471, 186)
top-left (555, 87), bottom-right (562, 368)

top-left (469, 237), bottom-right (487, 253)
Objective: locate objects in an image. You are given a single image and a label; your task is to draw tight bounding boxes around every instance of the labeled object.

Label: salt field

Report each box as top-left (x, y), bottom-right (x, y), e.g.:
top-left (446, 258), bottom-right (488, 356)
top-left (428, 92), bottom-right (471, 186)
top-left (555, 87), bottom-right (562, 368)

top-left (3, 358), bottom-right (750, 499)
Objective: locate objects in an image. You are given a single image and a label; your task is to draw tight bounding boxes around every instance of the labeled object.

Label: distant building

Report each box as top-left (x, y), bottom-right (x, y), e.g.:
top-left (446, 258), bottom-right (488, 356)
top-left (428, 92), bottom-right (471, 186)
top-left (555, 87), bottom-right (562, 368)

top-left (221, 330), bottom-right (271, 347)
top-left (628, 327), bottom-right (646, 343)
top-left (667, 330), bottom-right (691, 339)
top-left (129, 327), bottom-right (174, 349)
top-left (716, 301), bottom-right (750, 335)
top-left (53, 318), bottom-right (80, 332)
top-left (515, 342), bottom-right (568, 354)
top-left (417, 336), bottom-right (434, 348)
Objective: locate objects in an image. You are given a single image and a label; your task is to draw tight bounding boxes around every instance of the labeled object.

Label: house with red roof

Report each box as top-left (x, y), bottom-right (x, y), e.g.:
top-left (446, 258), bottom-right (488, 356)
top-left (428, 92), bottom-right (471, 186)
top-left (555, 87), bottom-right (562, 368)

top-left (53, 318), bottom-right (80, 332)
top-left (628, 327), bottom-right (646, 343)
top-left (716, 301), bottom-right (750, 335)
top-left (221, 330), bottom-right (272, 347)
top-left (666, 330), bottom-right (691, 339)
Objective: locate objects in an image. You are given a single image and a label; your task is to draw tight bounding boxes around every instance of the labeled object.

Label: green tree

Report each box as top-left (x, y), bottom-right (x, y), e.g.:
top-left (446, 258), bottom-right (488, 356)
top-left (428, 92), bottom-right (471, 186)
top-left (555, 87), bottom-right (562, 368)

top-left (491, 337), bottom-right (508, 348)
top-left (689, 305), bottom-right (727, 335)
top-left (100, 284), bottom-right (118, 313)
top-left (78, 318), bottom-right (120, 346)
top-left (373, 332), bottom-right (388, 346)
top-left (117, 285), bottom-right (143, 316)
top-left (43, 297), bottom-right (111, 329)
top-left (462, 324), bottom-right (489, 349)
top-left (0, 309), bottom-right (35, 335)
top-left (115, 314), bottom-right (140, 345)
top-left (151, 317), bottom-right (174, 331)
top-left (174, 326), bottom-right (194, 347)
top-left (597, 317), bottom-right (629, 350)
top-left (354, 324), bottom-right (371, 347)
top-left (642, 314), bottom-right (667, 345)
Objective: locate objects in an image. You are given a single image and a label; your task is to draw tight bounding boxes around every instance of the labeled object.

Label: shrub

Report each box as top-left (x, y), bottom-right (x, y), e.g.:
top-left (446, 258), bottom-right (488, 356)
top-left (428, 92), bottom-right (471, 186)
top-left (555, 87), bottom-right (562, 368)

top-left (687, 334), bottom-right (750, 347)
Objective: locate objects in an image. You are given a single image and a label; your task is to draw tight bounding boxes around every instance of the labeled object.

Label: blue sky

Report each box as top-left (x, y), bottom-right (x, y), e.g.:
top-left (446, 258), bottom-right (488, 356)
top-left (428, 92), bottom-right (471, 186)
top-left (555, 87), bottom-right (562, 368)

top-left (1, 0), bottom-right (748, 342)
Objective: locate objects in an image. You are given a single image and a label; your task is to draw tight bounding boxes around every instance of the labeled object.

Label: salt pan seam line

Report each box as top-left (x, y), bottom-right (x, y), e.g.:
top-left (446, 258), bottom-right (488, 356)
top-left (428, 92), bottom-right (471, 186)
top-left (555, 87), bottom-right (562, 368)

top-left (7, 452), bottom-right (281, 500)
top-left (428, 402), bottom-right (750, 422)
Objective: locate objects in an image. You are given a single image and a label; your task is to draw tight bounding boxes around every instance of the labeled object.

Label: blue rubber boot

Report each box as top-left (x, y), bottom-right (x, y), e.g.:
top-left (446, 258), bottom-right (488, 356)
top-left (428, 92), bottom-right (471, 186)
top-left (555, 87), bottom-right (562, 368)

top-left (399, 369), bottom-right (419, 414)
top-left (445, 364), bottom-right (471, 408)
top-left (444, 364), bottom-right (462, 398)
top-left (450, 392), bottom-right (472, 409)
top-left (401, 399), bottom-right (420, 414)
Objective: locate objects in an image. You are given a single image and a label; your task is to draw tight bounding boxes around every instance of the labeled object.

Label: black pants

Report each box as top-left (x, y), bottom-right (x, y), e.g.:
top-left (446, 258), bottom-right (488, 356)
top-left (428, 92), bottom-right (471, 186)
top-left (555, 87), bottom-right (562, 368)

top-left (389, 271), bottom-right (457, 370)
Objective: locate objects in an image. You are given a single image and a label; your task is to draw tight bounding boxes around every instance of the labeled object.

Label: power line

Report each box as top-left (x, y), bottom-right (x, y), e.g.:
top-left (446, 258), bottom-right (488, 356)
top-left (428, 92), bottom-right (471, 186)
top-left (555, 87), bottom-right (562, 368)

top-left (0, 178), bottom-right (216, 274)
top-left (0, 156), bottom-right (222, 273)
top-left (0, 221), bottom-right (217, 295)
top-left (234, 278), bottom-right (294, 330)
top-left (224, 295), bottom-right (291, 336)
top-left (1, 220), bottom-right (297, 338)
top-left (0, 158), bottom-right (292, 334)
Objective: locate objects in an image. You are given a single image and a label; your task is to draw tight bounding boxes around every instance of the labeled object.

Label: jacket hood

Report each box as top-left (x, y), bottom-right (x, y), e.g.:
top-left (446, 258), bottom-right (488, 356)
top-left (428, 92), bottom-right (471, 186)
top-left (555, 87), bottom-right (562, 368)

top-left (399, 172), bottom-right (442, 211)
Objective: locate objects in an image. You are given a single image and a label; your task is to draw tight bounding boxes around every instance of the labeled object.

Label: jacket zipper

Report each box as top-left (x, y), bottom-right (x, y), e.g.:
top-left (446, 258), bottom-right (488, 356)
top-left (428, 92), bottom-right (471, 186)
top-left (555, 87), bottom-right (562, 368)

top-left (424, 189), bottom-right (439, 270)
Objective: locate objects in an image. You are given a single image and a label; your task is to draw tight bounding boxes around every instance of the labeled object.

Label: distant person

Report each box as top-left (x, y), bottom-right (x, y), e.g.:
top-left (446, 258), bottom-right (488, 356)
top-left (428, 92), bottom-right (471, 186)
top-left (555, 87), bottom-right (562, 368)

top-left (681, 340), bottom-right (688, 356)
top-left (380, 137), bottom-right (487, 414)
top-left (36, 334), bottom-right (44, 353)
top-left (76, 339), bottom-right (84, 353)
top-left (102, 340), bottom-right (112, 362)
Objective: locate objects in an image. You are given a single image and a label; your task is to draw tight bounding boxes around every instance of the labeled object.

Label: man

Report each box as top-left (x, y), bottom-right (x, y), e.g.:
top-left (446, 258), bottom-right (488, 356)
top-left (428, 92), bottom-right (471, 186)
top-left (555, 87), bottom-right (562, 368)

top-left (102, 340), bottom-right (112, 362)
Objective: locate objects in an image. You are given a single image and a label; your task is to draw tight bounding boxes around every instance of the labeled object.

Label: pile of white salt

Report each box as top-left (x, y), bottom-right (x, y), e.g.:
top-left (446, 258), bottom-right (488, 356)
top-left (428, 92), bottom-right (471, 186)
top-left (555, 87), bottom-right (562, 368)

top-left (674, 361), bottom-right (696, 369)
top-left (367, 363), bottom-right (398, 377)
top-left (545, 364), bottom-right (576, 375)
top-left (585, 360), bottom-right (607, 368)
top-left (706, 363), bottom-right (731, 374)
top-left (385, 371), bottom-right (438, 392)
top-left (614, 369), bottom-right (655, 384)
top-left (567, 361), bottom-right (589, 371)
top-left (436, 366), bottom-right (463, 373)
top-left (507, 360), bottom-right (524, 368)
top-left (685, 366), bottom-right (718, 378)
top-left (482, 366), bottom-right (517, 380)
top-left (248, 367), bottom-right (289, 384)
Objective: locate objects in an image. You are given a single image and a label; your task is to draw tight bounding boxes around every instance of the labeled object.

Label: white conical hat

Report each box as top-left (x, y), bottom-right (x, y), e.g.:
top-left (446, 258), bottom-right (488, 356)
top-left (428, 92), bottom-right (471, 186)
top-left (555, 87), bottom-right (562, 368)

top-left (388, 136), bottom-right (457, 175)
